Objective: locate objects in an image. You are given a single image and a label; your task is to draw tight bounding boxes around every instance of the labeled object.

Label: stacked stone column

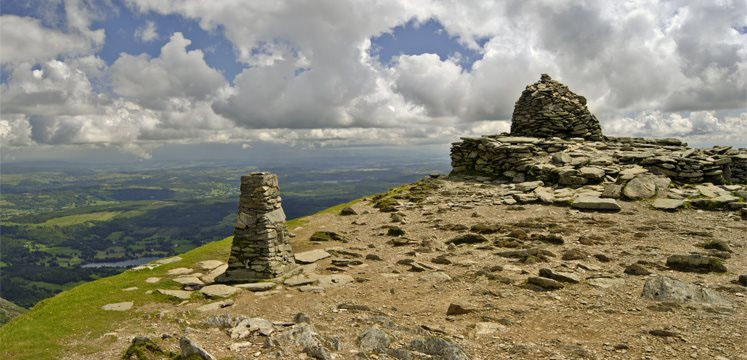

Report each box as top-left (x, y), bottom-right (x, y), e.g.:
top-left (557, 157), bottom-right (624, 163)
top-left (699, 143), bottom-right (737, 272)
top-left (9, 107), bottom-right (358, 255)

top-left (217, 172), bottom-right (296, 283)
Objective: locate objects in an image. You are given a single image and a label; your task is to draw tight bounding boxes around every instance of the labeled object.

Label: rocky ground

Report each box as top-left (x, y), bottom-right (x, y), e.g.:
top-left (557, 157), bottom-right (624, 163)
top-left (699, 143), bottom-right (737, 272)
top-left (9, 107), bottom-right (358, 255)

top-left (79, 176), bottom-right (745, 360)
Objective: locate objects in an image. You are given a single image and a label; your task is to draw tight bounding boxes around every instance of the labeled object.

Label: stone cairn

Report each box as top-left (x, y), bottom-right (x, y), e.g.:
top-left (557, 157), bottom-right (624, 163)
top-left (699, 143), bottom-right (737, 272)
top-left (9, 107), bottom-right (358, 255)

top-left (451, 75), bottom-right (747, 189)
top-left (217, 172), bottom-right (296, 283)
top-left (510, 74), bottom-right (603, 140)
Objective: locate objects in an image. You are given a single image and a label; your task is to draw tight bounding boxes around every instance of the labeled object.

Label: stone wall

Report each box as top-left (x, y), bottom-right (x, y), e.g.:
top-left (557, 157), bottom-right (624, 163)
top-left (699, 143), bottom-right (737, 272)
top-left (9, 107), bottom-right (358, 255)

top-left (450, 135), bottom-right (747, 186)
top-left (217, 172), bottom-right (296, 283)
top-left (510, 74), bottom-right (603, 140)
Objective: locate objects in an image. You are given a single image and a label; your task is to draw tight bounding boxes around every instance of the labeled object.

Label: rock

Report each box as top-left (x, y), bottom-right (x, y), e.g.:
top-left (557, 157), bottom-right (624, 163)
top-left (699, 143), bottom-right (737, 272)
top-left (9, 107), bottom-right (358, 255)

top-left (527, 276), bottom-right (564, 291)
top-left (561, 249), bottom-right (587, 260)
top-left (601, 184), bottom-right (623, 199)
top-left (145, 277), bottom-right (161, 283)
top-left (642, 276), bottom-right (731, 306)
top-left (156, 256), bottom-right (182, 264)
top-left (309, 231), bottom-right (347, 242)
top-left (196, 260), bottom-right (224, 271)
top-left (474, 322), bottom-right (505, 336)
top-left (340, 206), bottom-right (358, 216)
top-left (623, 174), bottom-right (657, 200)
top-left (294, 312), bottom-right (311, 323)
top-left (235, 282), bottom-right (276, 291)
top-left (624, 263), bottom-right (651, 276)
top-left (200, 284), bottom-right (240, 298)
top-left (180, 336), bottom-right (216, 360)
top-left (200, 264), bottom-right (228, 284)
top-left (358, 327), bottom-right (392, 353)
top-left (365, 254), bottom-right (383, 261)
top-left (101, 301), bottom-right (133, 311)
top-left (316, 274), bottom-right (354, 288)
top-left (156, 289), bottom-right (193, 300)
top-left (652, 198), bottom-right (684, 211)
top-left (167, 267), bottom-right (193, 276)
top-left (738, 275), bottom-right (747, 287)
top-left (284, 277), bottom-right (318, 287)
top-left (446, 233), bottom-right (488, 245)
top-left (446, 303), bottom-right (475, 316)
top-left (666, 254), bottom-right (727, 273)
top-left (702, 240), bottom-right (731, 252)
top-left (387, 226), bottom-right (406, 237)
top-left (579, 166), bottom-right (605, 180)
top-left (197, 299), bottom-right (234, 312)
top-left (271, 323), bottom-right (331, 360)
top-left (299, 285), bottom-right (325, 293)
top-left (173, 276), bottom-right (204, 287)
top-left (122, 287), bottom-right (138, 291)
top-left (295, 249), bottom-right (331, 264)
top-left (231, 317), bottom-right (275, 338)
top-left (408, 337), bottom-right (470, 360)
top-left (538, 268), bottom-right (580, 283)
top-left (422, 271), bottom-right (452, 282)
top-left (123, 337), bottom-right (165, 359)
top-left (571, 196), bottom-right (621, 211)
top-left (469, 223), bottom-right (502, 234)
top-left (586, 277), bottom-right (625, 289)
top-left (515, 181), bottom-right (543, 192)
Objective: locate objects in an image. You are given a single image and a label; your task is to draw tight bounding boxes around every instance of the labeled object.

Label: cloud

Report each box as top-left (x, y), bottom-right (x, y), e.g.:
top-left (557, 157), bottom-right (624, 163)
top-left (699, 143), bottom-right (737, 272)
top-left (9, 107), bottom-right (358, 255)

top-left (135, 20), bottom-right (158, 42)
top-left (1, 0), bottom-right (746, 159)
top-left (111, 32), bottom-right (227, 109)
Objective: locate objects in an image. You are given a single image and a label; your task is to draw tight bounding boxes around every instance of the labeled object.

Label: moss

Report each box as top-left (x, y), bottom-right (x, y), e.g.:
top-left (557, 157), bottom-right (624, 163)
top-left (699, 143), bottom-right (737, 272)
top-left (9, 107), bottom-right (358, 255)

top-left (121, 337), bottom-right (173, 360)
top-left (309, 231), bottom-right (345, 242)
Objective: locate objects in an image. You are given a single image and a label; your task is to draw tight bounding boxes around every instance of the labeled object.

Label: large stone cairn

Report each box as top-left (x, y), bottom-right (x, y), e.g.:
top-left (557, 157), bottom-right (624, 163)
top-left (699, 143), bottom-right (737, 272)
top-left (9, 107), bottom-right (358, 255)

top-left (510, 74), bottom-right (603, 140)
top-left (217, 172), bottom-right (296, 283)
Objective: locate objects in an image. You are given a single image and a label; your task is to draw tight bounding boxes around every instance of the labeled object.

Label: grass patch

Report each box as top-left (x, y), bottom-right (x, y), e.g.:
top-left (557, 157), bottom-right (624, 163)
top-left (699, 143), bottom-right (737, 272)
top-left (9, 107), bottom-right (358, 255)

top-left (0, 195), bottom-right (367, 359)
top-left (0, 236), bottom-right (233, 360)
top-left (41, 211), bottom-right (123, 226)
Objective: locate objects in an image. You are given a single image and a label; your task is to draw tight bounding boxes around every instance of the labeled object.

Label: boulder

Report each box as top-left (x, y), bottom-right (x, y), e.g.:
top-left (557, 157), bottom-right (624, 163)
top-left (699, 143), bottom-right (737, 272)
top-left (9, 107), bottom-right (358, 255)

top-left (340, 206), bottom-right (358, 216)
top-left (156, 289), bottom-right (193, 300)
top-left (652, 198), bottom-right (684, 211)
top-left (357, 327), bottom-right (392, 353)
top-left (642, 276), bottom-right (731, 306)
top-left (623, 174), bottom-right (657, 200)
top-left (666, 254), bottom-right (727, 273)
top-left (180, 336), bottom-right (216, 360)
top-left (408, 337), bottom-right (470, 360)
top-left (527, 276), bottom-right (564, 291)
top-left (200, 284), bottom-right (240, 298)
top-left (295, 249), bottom-right (331, 264)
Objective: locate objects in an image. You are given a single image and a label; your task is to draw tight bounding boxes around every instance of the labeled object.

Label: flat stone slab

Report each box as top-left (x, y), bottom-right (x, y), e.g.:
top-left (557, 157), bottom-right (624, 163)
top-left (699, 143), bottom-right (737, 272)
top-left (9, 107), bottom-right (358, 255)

top-left (122, 287), bottom-right (138, 291)
top-left (167, 267), bottom-right (193, 276)
top-left (586, 277), bottom-right (625, 288)
top-left (200, 284), bottom-right (240, 298)
top-left (145, 277), bottom-right (161, 283)
top-left (197, 299), bottom-right (234, 312)
top-left (235, 282), bottom-right (276, 292)
top-left (653, 198), bottom-right (685, 210)
top-left (197, 260), bottom-right (224, 271)
top-left (317, 274), bottom-right (354, 288)
top-left (284, 277), bottom-right (318, 287)
top-left (642, 275), bottom-right (731, 307)
top-left (571, 196), bottom-right (621, 211)
top-left (295, 249), bottom-right (331, 264)
top-left (298, 285), bottom-right (325, 293)
top-left (101, 301), bottom-right (133, 311)
top-left (157, 289), bottom-right (193, 300)
top-left (156, 256), bottom-right (182, 265)
top-left (173, 276), bottom-right (205, 286)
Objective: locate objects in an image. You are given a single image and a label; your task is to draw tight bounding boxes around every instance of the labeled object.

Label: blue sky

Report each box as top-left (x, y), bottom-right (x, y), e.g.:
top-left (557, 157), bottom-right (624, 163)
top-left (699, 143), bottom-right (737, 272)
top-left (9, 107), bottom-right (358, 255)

top-left (0, 0), bottom-right (745, 161)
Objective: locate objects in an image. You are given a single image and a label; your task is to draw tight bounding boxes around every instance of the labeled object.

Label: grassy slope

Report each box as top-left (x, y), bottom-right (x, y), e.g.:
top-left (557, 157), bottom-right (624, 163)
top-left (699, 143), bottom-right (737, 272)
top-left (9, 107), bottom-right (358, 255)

top-left (0, 198), bottom-right (362, 360)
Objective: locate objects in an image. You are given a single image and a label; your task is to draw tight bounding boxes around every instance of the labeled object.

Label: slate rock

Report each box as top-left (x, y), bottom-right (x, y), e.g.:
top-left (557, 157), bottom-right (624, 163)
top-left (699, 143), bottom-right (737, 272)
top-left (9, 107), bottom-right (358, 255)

top-left (571, 196), bottom-right (621, 211)
top-left (340, 206), bottom-right (358, 216)
top-left (623, 174), bottom-right (657, 200)
top-left (156, 289), bottom-right (193, 300)
top-left (666, 254), bottom-right (727, 273)
top-left (446, 233), bottom-right (488, 245)
top-left (235, 282), bottom-right (276, 291)
top-left (295, 249), bottom-right (331, 264)
top-left (358, 327), bottom-right (392, 353)
top-left (527, 276), bottom-right (564, 291)
top-left (446, 303), bottom-right (475, 316)
top-left (180, 336), bottom-right (216, 360)
top-left (101, 301), bottom-right (133, 311)
top-left (642, 275), bottom-right (731, 306)
top-left (538, 268), bottom-right (580, 283)
top-left (738, 275), bottom-right (747, 287)
top-left (652, 198), bottom-right (684, 211)
top-left (408, 337), bottom-right (470, 360)
top-left (624, 263), bottom-right (651, 276)
top-left (200, 284), bottom-right (240, 298)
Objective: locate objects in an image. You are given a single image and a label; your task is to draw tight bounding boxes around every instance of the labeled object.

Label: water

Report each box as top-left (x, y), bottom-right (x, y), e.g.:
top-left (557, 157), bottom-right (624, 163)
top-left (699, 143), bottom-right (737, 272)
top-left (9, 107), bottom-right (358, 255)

top-left (81, 256), bottom-right (160, 268)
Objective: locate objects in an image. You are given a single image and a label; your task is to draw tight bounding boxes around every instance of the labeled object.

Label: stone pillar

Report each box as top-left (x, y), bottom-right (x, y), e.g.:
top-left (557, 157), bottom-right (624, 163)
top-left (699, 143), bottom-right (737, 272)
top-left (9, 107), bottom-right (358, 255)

top-left (217, 172), bottom-right (296, 283)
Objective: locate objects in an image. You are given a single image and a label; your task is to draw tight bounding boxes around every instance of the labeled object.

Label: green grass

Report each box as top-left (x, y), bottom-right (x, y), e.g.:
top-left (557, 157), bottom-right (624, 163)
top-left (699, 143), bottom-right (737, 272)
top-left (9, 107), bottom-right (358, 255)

top-left (41, 211), bottom-right (123, 226)
top-left (0, 198), bottom-right (364, 360)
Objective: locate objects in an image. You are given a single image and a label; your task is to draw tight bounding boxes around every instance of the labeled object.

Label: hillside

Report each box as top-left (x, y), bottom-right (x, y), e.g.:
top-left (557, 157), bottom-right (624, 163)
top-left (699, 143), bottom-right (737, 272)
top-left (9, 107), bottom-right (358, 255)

top-left (1, 176), bottom-right (745, 360)
top-left (0, 297), bottom-right (26, 325)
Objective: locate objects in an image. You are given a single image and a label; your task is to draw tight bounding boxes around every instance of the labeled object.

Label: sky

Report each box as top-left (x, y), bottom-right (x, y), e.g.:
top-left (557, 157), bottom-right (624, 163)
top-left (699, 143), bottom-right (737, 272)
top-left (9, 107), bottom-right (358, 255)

top-left (0, 0), bottom-right (746, 162)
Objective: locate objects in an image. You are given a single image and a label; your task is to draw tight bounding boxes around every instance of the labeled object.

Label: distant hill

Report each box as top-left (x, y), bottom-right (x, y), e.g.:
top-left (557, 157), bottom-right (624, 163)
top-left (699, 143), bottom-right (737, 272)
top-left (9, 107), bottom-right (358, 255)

top-left (0, 297), bottom-right (26, 325)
